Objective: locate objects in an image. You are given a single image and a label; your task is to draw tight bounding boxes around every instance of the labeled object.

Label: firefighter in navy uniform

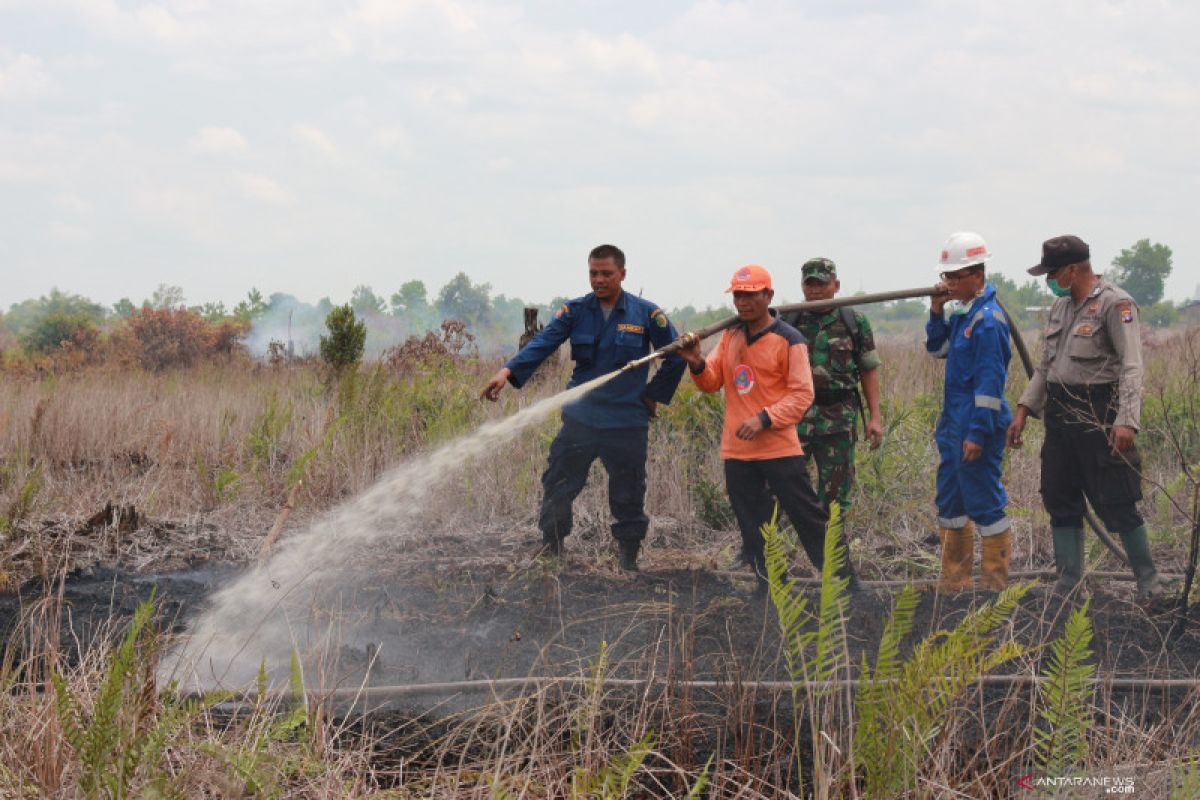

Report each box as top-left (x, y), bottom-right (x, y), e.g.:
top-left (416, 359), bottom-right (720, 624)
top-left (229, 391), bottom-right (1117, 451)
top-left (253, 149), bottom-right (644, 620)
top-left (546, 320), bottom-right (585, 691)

top-left (481, 244), bottom-right (686, 571)
top-left (926, 232), bottom-right (1014, 591)
top-left (1007, 235), bottom-right (1165, 598)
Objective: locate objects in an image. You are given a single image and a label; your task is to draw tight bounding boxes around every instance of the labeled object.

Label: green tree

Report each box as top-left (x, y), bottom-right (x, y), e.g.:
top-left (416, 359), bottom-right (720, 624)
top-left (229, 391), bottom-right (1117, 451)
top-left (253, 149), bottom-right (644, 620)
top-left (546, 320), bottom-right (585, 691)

top-left (148, 283), bottom-right (186, 310)
top-left (20, 312), bottom-right (98, 354)
top-left (319, 304), bottom-right (366, 372)
top-left (436, 272), bottom-right (491, 326)
top-left (350, 285), bottom-right (386, 316)
top-left (1142, 300), bottom-right (1179, 329)
top-left (112, 297), bottom-right (136, 317)
top-left (194, 301), bottom-right (228, 322)
top-left (1110, 239), bottom-right (1172, 306)
top-left (390, 280), bottom-right (430, 316)
top-left (233, 288), bottom-right (269, 322)
top-left (5, 288), bottom-right (106, 336)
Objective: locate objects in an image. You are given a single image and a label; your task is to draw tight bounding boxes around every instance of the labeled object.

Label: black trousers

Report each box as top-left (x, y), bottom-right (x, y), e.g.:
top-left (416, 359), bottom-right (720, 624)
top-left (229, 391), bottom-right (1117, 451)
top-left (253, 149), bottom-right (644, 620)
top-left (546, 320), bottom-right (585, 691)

top-left (1041, 383), bottom-right (1143, 533)
top-left (724, 456), bottom-right (830, 571)
top-left (539, 419), bottom-right (649, 544)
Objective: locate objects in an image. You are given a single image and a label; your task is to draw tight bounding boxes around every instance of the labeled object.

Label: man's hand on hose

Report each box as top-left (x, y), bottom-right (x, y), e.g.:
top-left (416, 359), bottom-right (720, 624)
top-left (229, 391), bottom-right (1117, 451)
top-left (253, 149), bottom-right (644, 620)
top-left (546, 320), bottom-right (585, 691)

top-left (676, 332), bottom-right (703, 369)
top-left (480, 368), bottom-right (512, 401)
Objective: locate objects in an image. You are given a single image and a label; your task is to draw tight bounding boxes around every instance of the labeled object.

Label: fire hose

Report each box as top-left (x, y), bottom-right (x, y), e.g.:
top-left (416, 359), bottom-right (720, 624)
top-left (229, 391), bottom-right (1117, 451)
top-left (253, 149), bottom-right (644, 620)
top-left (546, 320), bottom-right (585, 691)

top-left (622, 284), bottom-right (1129, 566)
top-left (619, 285), bottom-right (948, 372)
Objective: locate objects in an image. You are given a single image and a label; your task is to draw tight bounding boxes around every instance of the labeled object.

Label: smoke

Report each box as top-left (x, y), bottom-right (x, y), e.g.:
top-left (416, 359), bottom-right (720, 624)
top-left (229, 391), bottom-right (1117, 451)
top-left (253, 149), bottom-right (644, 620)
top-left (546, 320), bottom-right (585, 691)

top-left (162, 369), bottom-right (623, 692)
top-left (241, 293), bottom-right (548, 361)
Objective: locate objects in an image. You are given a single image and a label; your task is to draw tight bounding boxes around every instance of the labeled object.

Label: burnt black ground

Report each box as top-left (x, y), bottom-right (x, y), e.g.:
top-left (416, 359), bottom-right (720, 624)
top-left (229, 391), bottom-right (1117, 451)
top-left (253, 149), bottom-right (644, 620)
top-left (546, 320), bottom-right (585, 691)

top-left (3, 560), bottom-right (1198, 689)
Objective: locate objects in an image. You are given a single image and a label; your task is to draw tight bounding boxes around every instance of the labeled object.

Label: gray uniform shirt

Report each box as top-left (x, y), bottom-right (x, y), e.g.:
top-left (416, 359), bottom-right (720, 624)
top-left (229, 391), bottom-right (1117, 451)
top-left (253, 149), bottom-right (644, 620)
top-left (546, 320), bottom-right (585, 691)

top-left (1017, 279), bottom-right (1144, 429)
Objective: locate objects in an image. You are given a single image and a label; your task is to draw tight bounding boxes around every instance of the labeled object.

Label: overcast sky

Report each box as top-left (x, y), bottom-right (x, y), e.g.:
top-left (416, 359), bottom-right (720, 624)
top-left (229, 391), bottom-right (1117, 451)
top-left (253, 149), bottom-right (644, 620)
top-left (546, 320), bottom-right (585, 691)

top-left (2, 0), bottom-right (1198, 313)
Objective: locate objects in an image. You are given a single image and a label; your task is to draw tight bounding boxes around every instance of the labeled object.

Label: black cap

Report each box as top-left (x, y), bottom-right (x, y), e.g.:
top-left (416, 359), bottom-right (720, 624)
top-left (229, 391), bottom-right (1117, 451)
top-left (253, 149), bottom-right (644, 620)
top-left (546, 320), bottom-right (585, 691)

top-left (1029, 235), bottom-right (1090, 276)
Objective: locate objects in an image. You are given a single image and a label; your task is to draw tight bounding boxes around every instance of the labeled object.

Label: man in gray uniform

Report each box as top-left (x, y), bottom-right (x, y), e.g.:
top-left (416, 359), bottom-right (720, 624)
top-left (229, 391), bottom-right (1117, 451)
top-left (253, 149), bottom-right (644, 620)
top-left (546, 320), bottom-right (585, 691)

top-left (1006, 235), bottom-right (1164, 597)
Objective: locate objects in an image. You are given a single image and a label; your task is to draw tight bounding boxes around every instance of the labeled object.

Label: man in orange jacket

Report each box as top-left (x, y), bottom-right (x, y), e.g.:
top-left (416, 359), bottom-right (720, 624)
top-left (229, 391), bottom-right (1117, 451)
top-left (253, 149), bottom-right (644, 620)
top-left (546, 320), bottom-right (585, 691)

top-left (678, 265), bottom-right (857, 590)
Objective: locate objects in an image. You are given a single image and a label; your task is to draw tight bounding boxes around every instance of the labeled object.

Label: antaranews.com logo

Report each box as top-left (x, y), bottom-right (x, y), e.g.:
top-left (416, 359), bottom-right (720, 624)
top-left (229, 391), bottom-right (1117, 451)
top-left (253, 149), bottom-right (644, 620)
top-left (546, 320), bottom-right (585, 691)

top-left (1016, 773), bottom-right (1137, 793)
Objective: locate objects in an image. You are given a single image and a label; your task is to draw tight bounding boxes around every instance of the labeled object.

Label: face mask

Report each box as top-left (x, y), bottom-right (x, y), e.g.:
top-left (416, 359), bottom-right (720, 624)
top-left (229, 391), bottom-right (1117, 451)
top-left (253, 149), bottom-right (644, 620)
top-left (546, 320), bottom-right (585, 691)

top-left (1046, 277), bottom-right (1071, 297)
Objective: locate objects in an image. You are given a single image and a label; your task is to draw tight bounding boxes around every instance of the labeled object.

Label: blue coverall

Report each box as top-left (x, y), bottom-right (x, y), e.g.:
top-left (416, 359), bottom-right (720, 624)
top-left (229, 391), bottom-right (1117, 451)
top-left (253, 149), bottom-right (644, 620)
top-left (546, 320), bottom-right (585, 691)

top-left (506, 290), bottom-right (686, 544)
top-left (925, 284), bottom-right (1013, 535)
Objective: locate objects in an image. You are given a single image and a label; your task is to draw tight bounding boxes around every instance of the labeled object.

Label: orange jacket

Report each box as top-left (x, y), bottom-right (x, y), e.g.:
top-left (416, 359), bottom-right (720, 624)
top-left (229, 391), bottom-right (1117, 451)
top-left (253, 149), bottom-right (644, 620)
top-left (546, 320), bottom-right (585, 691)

top-left (690, 317), bottom-right (815, 460)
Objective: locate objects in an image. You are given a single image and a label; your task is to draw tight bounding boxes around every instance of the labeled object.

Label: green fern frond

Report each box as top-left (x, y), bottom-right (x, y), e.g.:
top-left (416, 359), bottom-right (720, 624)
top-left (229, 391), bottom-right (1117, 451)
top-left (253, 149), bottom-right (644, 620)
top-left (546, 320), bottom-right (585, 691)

top-left (762, 506), bottom-right (814, 680)
top-left (685, 753), bottom-right (715, 799)
top-left (813, 501), bottom-right (850, 688)
top-left (1035, 599), bottom-right (1095, 775)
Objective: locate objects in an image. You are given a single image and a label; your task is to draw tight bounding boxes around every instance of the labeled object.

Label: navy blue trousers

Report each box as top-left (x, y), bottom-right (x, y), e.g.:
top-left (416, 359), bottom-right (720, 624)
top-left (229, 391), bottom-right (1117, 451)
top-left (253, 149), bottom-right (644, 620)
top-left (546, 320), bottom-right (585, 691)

top-left (539, 419), bottom-right (649, 544)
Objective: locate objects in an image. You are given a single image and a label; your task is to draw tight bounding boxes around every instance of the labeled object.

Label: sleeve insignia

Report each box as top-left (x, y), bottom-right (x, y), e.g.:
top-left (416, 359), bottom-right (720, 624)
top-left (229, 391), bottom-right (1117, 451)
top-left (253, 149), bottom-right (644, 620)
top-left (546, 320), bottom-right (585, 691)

top-left (650, 308), bottom-right (669, 328)
top-left (554, 303), bottom-right (570, 319)
top-left (1117, 301), bottom-right (1134, 324)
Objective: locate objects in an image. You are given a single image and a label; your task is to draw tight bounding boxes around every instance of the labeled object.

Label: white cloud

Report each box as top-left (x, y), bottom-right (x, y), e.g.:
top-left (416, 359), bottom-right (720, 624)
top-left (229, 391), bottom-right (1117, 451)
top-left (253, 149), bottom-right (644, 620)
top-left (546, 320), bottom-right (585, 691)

top-left (189, 126), bottom-right (248, 155)
top-left (293, 125), bottom-right (338, 159)
top-left (234, 172), bottom-right (292, 206)
top-left (0, 52), bottom-right (56, 102)
top-left (48, 220), bottom-right (91, 241)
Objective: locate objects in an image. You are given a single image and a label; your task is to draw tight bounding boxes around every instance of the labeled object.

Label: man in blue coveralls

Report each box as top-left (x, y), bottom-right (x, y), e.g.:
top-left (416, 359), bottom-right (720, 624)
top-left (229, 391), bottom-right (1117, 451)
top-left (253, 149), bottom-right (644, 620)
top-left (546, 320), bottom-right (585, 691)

top-left (480, 244), bottom-right (686, 571)
top-left (925, 232), bottom-right (1014, 591)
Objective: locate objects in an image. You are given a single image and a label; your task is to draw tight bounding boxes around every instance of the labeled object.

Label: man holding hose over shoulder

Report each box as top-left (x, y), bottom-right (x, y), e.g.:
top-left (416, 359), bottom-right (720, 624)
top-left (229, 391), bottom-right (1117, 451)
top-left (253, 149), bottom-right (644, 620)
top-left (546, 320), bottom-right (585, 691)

top-left (677, 265), bottom-right (859, 592)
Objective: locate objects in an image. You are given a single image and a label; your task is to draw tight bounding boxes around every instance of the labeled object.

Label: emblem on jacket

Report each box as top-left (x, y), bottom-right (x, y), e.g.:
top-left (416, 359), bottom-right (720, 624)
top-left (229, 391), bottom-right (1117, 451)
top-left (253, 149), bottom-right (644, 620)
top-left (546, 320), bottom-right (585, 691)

top-left (733, 364), bottom-right (756, 395)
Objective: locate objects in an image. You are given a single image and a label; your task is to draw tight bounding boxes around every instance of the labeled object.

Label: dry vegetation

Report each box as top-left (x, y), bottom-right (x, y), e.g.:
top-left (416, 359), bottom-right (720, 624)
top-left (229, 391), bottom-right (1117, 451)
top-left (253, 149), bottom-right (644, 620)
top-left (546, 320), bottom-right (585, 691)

top-left (2, 325), bottom-right (1199, 797)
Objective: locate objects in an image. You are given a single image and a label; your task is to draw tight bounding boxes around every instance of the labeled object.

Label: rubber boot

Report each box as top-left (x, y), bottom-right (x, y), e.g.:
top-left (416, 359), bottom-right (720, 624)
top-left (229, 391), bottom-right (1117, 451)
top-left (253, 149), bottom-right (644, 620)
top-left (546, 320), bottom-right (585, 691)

top-left (537, 536), bottom-right (562, 558)
top-left (1118, 525), bottom-right (1165, 599)
top-left (618, 540), bottom-right (640, 572)
top-left (937, 523), bottom-right (974, 591)
top-left (979, 530), bottom-right (1012, 591)
top-left (1051, 526), bottom-right (1084, 595)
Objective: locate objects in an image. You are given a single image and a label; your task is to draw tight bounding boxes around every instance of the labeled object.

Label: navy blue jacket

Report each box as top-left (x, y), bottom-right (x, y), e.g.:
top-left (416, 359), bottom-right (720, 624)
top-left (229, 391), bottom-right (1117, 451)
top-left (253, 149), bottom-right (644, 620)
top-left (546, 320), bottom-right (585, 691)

top-left (506, 290), bottom-right (687, 429)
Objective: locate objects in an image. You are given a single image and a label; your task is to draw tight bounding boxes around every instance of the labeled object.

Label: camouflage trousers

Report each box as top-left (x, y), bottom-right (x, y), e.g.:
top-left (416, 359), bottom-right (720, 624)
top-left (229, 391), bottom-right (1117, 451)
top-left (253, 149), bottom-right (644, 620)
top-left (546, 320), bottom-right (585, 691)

top-left (799, 430), bottom-right (856, 513)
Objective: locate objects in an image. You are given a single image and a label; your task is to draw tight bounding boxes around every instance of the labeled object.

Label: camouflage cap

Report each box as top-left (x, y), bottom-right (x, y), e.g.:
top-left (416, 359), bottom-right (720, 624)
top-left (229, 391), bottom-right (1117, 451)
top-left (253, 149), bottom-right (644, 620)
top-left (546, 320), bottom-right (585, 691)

top-left (801, 257), bottom-right (837, 282)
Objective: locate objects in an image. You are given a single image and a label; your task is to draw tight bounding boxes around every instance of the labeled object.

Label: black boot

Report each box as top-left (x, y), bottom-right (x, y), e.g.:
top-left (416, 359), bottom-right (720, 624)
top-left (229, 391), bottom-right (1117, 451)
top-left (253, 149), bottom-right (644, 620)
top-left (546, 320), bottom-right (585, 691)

top-left (618, 540), bottom-right (640, 572)
top-left (537, 536), bottom-right (562, 558)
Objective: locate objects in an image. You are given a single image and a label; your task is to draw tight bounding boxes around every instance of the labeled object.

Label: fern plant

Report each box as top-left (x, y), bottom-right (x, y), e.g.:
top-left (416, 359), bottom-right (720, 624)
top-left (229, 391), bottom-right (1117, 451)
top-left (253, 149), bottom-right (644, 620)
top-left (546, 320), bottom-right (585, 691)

top-left (1034, 599), bottom-right (1096, 776)
top-left (853, 583), bottom-right (1031, 797)
top-left (52, 595), bottom-right (226, 798)
top-left (763, 500), bottom-right (853, 797)
top-left (200, 650), bottom-right (312, 796)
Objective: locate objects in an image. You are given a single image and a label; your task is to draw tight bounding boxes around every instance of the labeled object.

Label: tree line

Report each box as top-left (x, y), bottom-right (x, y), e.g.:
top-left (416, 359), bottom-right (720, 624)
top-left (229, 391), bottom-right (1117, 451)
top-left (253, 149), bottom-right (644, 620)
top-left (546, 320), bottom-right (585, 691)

top-left (1, 239), bottom-right (1186, 361)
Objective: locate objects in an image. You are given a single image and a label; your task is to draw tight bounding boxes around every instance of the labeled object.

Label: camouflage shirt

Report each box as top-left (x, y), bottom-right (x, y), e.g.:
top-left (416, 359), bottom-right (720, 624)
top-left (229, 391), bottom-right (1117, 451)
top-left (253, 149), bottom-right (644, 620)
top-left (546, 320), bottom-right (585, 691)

top-left (781, 308), bottom-right (882, 438)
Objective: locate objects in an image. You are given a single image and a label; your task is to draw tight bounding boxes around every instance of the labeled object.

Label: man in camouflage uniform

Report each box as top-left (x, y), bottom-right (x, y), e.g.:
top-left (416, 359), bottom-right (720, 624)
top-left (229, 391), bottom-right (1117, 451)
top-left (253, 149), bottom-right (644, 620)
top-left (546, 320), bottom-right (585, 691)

top-left (781, 258), bottom-right (884, 515)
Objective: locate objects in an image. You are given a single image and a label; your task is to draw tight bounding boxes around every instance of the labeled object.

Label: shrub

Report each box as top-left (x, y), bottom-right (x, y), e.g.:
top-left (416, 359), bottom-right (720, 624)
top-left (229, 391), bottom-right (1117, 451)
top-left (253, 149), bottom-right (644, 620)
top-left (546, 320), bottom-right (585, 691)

top-left (114, 306), bottom-right (248, 370)
top-left (319, 304), bottom-right (365, 372)
top-left (19, 312), bottom-right (99, 355)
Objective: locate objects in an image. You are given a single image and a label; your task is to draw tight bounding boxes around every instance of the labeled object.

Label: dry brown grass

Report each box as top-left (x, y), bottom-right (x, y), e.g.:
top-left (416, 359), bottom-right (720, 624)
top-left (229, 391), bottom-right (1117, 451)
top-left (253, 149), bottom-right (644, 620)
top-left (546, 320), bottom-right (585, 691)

top-left (2, 329), bottom-right (1198, 589)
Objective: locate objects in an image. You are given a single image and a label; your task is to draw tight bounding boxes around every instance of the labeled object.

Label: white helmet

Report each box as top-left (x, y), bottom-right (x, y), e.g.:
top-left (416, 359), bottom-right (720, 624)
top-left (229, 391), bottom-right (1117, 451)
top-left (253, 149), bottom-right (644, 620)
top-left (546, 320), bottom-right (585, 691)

top-left (938, 231), bottom-right (992, 270)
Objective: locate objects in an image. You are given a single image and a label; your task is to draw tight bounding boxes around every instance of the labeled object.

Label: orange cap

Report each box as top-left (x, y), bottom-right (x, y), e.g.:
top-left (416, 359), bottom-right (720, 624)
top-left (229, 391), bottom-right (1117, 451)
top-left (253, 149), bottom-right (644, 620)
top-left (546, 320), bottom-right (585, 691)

top-left (726, 264), bottom-right (772, 293)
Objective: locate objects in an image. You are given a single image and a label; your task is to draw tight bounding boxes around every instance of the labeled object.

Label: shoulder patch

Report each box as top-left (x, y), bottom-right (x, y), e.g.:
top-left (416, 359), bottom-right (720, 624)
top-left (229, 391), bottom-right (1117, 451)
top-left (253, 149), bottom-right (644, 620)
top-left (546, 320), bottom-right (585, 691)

top-left (650, 307), bottom-right (670, 328)
top-left (554, 303), bottom-right (570, 319)
top-left (1117, 301), bottom-right (1134, 324)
